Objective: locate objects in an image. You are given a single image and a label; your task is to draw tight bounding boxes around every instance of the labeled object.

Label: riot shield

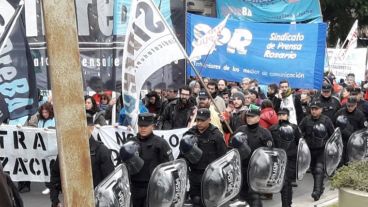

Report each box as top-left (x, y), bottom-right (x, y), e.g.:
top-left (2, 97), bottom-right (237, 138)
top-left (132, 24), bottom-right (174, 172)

top-left (296, 138), bottom-right (311, 180)
top-left (147, 159), bottom-right (187, 207)
top-left (347, 128), bottom-right (368, 162)
top-left (201, 149), bottom-right (242, 207)
top-left (248, 147), bottom-right (287, 193)
top-left (95, 164), bottom-right (131, 207)
top-left (324, 128), bottom-right (343, 176)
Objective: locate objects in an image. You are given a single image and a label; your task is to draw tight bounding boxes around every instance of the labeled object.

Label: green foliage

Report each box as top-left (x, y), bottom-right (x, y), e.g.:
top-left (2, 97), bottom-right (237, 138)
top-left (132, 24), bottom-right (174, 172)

top-left (331, 160), bottom-right (368, 192)
top-left (320, 0), bottom-right (368, 46)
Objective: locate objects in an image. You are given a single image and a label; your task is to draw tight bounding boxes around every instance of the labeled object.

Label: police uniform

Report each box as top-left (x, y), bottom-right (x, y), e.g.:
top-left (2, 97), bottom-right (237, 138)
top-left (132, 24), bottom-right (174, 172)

top-left (317, 83), bottom-right (341, 121)
top-left (180, 108), bottom-right (227, 207)
top-left (334, 97), bottom-right (366, 165)
top-left (298, 100), bottom-right (334, 201)
top-left (232, 108), bottom-right (273, 207)
top-left (269, 108), bottom-right (301, 207)
top-left (126, 113), bottom-right (174, 207)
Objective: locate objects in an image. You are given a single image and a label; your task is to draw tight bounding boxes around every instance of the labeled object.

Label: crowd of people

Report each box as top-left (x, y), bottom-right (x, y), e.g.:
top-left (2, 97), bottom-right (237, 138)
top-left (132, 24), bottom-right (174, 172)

top-left (1, 71), bottom-right (368, 207)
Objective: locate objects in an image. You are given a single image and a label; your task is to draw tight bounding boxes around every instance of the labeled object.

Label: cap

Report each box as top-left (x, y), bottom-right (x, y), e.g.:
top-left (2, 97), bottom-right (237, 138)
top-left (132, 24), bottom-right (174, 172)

top-left (309, 100), bottom-right (322, 108)
top-left (350, 87), bottom-right (361, 95)
top-left (347, 96), bottom-right (357, 104)
top-left (231, 91), bottom-right (245, 103)
top-left (277, 108), bottom-right (290, 116)
top-left (196, 108), bottom-right (211, 121)
top-left (246, 105), bottom-right (260, 116)
top-left (321, 83), bottom-right (332, 92)
top-left (138, 113), bottom-right (155, 126)
top-left (198, 90), bottom-right (210, 99)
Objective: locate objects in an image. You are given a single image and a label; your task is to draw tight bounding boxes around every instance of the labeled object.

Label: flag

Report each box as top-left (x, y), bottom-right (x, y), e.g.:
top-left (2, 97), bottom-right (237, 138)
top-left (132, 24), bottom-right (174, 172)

top-left (338, 20), bottom-right (358, 61)
top-left (0, 1), bottom-right (38, 121)
top-left (189, 15), bottom-right (229, 62)
top-left (121, 0), bottom-right (187, 128)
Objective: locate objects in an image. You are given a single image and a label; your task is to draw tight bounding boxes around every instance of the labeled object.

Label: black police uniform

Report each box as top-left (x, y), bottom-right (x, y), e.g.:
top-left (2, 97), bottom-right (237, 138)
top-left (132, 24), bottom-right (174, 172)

top-left (298, 101), bottom-right (334, 201)
top-left (317, 84), bottom-right (341, 121)
top-left (129, 113), bottom-right (174, 207)
top-left (334, 98), bottom-right (366, 165)
top-left (50, 137), bottom-right (115, 207)
top-left (182, 108), bottom-right (227, 207)
top-left (269, 110), bottom-right (301, 207)
top-left (232, 109), bottom-right (274, 207)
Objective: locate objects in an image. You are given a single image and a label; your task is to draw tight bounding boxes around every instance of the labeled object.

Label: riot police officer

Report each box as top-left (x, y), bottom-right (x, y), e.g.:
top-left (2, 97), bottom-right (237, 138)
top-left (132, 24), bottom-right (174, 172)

top-left (179, 108), bottom-right (227, 207)
top-left (231, 107), bottom-right (273, 207)
top-left (120, 113), bottom-right (173, 207)
top-left (334, 97), bottom-right (366, 165)
top-left (269, 108), bottom-right (302, 207)
top-left (299, 100), bottom-right (334, 201)
top-left (317, 83), bottom-right (341, 121)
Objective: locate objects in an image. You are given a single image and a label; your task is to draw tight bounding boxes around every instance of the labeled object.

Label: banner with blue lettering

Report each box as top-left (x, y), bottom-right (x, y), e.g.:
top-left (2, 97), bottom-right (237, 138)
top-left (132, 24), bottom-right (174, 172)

top-left (216, 0), bottom-right (322, 23)
top-left (186, 14), bottom-right (326, 89)
top-left (0, 4), bottom-right (38, 120)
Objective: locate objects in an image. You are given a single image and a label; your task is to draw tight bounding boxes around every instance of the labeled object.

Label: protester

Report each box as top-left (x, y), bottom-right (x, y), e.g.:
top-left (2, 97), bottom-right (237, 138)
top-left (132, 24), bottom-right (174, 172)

top-left (144, 91), bottom-right (162, 116)
top-left (118, 100), bottom-right (148, 127)
top-left (259, 100), bottom-right (278, 129)
top-left (197, 90), bottom-right (224, 133)
top-left (223, 91), bottom-right (247, 134)
top-left (207, 80), bottom-right (226, 113)
top-left (217, 79), bottom-right (228, 97)
top-left (99, 93), bottom-right (111, 111)
top-left (189, 80), bottom-right (201, 106)
top-left (159, 86), bottom-right (195, 129)
top-left (85, 95), bottom-right (107, 126)
top-left (241, 77), bottom-right (251, 92)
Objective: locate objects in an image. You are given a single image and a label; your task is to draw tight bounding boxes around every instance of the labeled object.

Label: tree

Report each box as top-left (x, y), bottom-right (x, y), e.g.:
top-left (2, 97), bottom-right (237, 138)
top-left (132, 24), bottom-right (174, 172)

top-left (320, 0), bottom-right (368, 46)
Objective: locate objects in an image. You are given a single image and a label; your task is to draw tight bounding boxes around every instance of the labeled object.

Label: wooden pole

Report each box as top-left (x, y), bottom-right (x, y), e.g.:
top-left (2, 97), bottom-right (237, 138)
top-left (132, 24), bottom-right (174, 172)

top-left (42, 1), bottom-right (94, 206)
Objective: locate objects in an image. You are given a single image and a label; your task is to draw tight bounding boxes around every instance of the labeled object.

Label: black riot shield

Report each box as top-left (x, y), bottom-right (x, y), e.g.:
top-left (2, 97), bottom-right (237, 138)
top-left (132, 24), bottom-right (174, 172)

top-left (296, 138), bottom-right (311, 180)
top-left (248, 147), bottom-right (287, 193)
top-left (147, 159), bottom-right (187, 207)
top-left (95, 164), bottom-right (131, 207)
top-left (347, 128), bottom-right (368, 162)
top-left (201, 149), bottom-right (242, 207)
top-left (324, 128), bottom-right (343, 176)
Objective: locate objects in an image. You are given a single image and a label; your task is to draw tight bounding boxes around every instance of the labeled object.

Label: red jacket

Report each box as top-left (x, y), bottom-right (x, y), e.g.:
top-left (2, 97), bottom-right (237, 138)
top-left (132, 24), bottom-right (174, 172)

top-left (259, 107), bottom-right (278, 129)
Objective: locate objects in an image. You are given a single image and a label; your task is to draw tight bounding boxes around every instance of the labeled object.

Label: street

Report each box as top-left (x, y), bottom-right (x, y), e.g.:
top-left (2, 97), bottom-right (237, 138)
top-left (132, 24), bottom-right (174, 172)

top-left (20, 173), bottom-right (338, 207)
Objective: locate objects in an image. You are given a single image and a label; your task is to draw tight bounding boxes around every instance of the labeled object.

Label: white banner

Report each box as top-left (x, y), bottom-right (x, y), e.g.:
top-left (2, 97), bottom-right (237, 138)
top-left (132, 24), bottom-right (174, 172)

top-left (327, 48), bottom-right (367, 84)
top-left (0, 125), bottom-right (187, 181)
top-left (0, 125), bottom-right (57, 182)
top-left (121, 0), bottom-right (186, 128)
top-left (92, 126), bottom-right (187, 164)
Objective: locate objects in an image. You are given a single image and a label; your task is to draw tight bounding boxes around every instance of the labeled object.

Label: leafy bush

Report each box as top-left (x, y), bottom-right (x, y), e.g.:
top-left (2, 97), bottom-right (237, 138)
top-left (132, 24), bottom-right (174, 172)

top-left (331, 160), bottom-right (368, 192)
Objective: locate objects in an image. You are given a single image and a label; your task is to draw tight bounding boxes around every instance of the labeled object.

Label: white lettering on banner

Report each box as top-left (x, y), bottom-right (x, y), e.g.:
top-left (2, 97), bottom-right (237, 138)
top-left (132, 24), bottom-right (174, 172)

top-left (0, 0), bottom-right (15, 34)
top-left (264, 32), bottom-right (305, 59)
top-left (192, 24), bottom-right (253, 55)
top-left (0, 125), bottom-right (58, 182)
top-left (93, 126), bottom-right (187, 166)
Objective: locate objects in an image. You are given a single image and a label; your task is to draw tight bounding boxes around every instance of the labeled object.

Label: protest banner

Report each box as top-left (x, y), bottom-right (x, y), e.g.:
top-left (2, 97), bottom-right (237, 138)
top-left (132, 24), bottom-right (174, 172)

top-left (23, 0), bottom-right (186, 90)
top-left (0, 0), bottom-right (38, 120)
top-left (216, 0), bottom-right (322, 23)
top-left (186, 14), bottom-right (326, 89)
top-left (327, 48), bottom-right (368, 84)
top-left (92, 126), bottom-right (187, 165)
top-left (0, 125), bottom-right (187, 181)
top-left (0, 125), bottom-right (57, 182)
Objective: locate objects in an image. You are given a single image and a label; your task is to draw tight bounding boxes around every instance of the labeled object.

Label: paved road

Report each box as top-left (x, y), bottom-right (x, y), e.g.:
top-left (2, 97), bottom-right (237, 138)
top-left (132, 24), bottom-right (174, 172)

top-left (20, 173), bottom-right (337, 207)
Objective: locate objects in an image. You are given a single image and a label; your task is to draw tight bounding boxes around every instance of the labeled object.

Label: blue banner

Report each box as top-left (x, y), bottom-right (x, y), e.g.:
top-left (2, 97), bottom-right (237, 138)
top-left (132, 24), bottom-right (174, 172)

top-left (216, 0), bottom-right (322, 23)
top-left (186, 14), bottom-right (326, 89)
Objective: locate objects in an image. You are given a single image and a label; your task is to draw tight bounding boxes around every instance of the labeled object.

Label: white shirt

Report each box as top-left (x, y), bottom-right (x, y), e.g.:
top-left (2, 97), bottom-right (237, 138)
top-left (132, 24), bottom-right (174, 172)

top-left (280, 95), bottom-right (297, 125)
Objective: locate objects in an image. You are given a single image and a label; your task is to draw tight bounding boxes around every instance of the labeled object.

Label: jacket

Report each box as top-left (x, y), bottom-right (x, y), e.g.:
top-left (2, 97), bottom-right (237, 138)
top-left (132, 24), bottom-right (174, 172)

top-left (259, 107), bottom-right (278, 129)
top-left (160, 99), bottom-right (195, 130)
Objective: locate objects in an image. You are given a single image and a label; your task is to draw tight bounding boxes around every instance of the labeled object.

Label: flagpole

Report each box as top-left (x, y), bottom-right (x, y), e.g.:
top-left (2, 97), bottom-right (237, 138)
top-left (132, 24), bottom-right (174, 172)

top-left (0, 1), bottom-right (24, 55)
top-left (150, 0), bottom-right (233, 134)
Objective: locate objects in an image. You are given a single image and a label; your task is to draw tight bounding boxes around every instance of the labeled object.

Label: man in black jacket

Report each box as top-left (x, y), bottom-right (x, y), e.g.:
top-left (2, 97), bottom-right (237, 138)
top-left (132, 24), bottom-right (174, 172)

top-left (299, 100), bottom-right (334, 201)
top-left (317, 83), bottom-right (341, 121)
top-left (50, 130), bottom-right (115, 207)
top-left (274, 80), bottom-right (304, 125)
top-left (180, 108), bottom-right (227, 207)
top-left (232, 108), bottom-right (273, 207)
top-left (124, 112), bottom-right (174, 207)
top-left (159, 86), bottom-right (195, 129)
top-left (334, 97), bottom-right (366, 165)
top-left (269, 108), bottom-right (302, 207)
